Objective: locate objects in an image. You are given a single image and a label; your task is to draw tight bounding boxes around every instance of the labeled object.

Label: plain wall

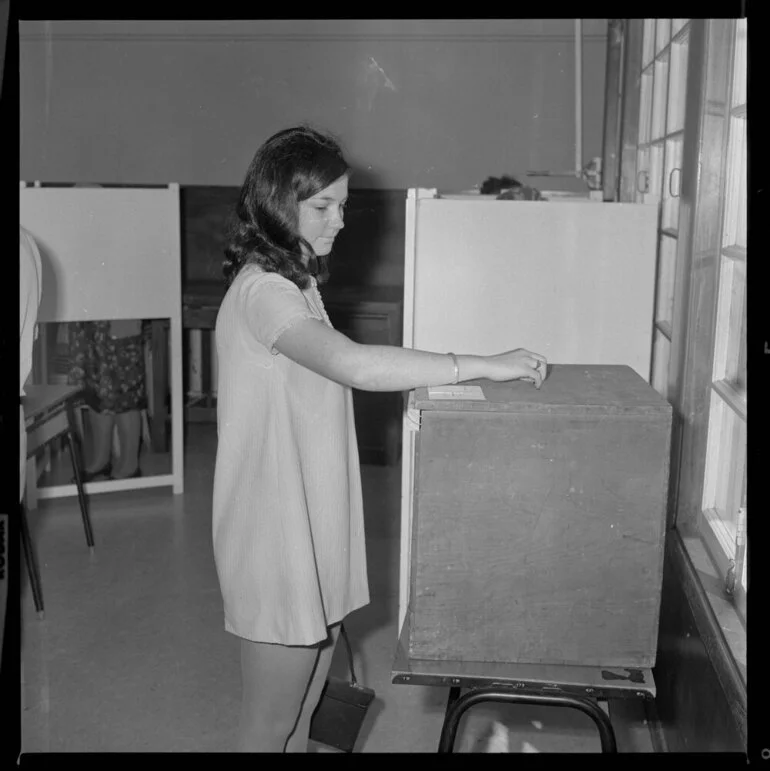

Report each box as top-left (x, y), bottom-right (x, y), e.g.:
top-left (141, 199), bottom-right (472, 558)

top-left (19, 19), bottom-right (607, 190)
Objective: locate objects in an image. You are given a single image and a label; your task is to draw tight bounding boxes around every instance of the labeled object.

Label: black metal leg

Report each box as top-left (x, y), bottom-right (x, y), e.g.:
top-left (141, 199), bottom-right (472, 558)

top-left (446, 686), bottom-right (462, 711)
top-left (65, 403), bottom-right (95, 549)
top-left (438, 686), bottom-right (464, 752)
top-left (438, 688), bottom-right (617, 753)
top-left (19, 500), bottom-right (44, 617)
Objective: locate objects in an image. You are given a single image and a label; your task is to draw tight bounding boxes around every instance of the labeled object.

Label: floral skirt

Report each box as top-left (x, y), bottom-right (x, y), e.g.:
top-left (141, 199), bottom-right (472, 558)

top-left (67, 321), bottom-right (148, 414)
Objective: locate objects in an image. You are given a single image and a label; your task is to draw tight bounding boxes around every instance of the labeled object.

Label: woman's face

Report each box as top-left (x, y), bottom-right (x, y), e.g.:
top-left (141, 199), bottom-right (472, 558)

top-left (297, 174), bottom-right (348, 259)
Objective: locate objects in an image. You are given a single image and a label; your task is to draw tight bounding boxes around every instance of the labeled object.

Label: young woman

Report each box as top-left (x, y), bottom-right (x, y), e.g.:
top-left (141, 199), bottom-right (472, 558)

top-left (212, 126), bottom-right (547, 753)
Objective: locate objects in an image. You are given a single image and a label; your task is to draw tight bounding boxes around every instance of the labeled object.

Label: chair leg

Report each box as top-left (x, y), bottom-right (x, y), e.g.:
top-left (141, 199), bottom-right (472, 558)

top-left (19, 500), bottom-right (44, 618)
top-left (446, 686), bottom-right (463, 713)
top-left (437, 688), bottom-right (618, 753)
top-left (437, 687), bottom-right (464, 752)
top-left (65, 402), bottom-right (95, 549)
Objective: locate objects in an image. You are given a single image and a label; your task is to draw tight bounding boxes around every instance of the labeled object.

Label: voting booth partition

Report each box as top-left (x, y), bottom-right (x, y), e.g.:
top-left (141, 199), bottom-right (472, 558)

top-left (20, 183), bottom-right (184, 498)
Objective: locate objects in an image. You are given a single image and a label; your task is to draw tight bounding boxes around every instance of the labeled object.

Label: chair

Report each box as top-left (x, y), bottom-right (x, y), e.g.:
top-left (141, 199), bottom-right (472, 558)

top-left (21, 384), bottom-right (95, 618)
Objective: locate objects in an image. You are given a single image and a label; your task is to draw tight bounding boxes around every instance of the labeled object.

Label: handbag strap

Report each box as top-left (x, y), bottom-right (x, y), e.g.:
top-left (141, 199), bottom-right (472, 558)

top-left (339, 623), bottom-right (358, 685)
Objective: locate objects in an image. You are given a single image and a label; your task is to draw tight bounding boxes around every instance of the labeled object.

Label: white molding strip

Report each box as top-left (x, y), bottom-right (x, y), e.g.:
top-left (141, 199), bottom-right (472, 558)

top-left (19, 30), bottom-right (608, 43)
top-left (37, 474), bottom-right (176, 499)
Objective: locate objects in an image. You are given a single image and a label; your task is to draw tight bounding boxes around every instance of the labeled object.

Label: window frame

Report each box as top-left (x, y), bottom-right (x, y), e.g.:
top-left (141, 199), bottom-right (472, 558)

top-left (617, 17), bottom-right (747, 637)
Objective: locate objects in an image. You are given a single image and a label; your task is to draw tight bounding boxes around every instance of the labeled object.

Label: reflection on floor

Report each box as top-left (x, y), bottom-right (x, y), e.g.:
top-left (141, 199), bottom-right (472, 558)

top-left (20, 424), bottom-right (654, 753)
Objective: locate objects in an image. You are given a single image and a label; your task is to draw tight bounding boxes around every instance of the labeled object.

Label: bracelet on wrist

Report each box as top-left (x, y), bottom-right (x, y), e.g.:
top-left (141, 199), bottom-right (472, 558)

top-left (447, 352), bottom-right (460, 384)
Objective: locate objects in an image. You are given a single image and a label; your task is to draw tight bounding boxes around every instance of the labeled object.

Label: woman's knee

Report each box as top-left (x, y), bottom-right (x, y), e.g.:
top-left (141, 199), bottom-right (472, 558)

top-left (239, 637), bottom-right (319, 734)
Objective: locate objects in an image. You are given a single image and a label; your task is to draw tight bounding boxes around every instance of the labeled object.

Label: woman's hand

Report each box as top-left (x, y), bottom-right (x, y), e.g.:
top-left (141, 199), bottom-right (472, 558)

top-left (483, 349), bottom-right (548, 388)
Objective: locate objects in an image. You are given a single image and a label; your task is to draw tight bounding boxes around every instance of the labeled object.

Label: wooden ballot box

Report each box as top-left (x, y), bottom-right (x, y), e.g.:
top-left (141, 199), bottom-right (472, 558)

top-left (406, 364), bottom-right (672, 669)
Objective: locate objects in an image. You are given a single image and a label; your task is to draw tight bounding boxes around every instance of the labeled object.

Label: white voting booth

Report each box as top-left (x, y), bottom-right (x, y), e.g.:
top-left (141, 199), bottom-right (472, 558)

top-left (20, 182), bottom-right (184, 498)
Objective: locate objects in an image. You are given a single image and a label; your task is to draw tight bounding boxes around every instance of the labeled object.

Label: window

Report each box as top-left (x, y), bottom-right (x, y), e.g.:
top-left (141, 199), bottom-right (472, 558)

top-left (699, 18), bottom-right (747, 623)
top-left (635, 19), bottom-right (691, 396)
top-left (620, 19), bottom-right (747, 634)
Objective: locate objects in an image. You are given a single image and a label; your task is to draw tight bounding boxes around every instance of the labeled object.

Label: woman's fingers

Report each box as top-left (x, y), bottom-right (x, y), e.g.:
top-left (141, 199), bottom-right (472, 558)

top-left (515, 349), bottom-right (547, 365)
top-left (524, 353), bottom-right (547, 388)
top-left (518, 351), bottom-right (547, 386)
top-left (497, 349), bottom-right (548, 386)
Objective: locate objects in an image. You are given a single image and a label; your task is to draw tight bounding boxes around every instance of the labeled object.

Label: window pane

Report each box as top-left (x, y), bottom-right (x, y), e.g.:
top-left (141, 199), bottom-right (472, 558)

top-left (667, 37), bottom-right (689, 133)
top-left (705, 22), bottom-right (732, 116)
top-left (702, 391), bottom-right (746, 554)
top-left (723, 117), bottom-right (747, 250)
top-left (656, 18), bottom-right (672, 54)
top-left (652, 53), bottom-right (670, 140)
top-left (691, 21), bottom-right (733, 257)
top-left (713, 255), bottom-right (746, 395)
top-left (638, 70), bottom-right (654, 145)
top-left (649, 142), bottom-right (665, 201)
top-left (672, 19), bottom-right (689, 36)
top-left (662, 136), bottom-right (683, 231)
top-left (651, 328), bottom-right (670, 397)
top-left (735, 302), bottom-right (746, 394)
top-left (655, 234), bottom-right (677, 326)
top-left (732, 19), bottom-right (747, 108)
top-left (643, 19), bottom-right (656, 66)
top-left (736, 476), bottom-right (746, 619)
top-left (635, 147), bottom-right (651, 202)
top-left (741, 537), bottom-right (747, 590)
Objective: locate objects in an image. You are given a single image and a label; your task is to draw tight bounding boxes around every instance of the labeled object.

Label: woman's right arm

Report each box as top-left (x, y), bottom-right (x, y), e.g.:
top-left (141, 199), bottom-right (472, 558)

top-left (273, 317), bottom-right (547, 392)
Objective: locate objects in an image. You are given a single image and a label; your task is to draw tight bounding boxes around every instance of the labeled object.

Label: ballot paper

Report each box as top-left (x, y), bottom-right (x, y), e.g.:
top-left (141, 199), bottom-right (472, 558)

top-left (427, 385), bottom-right (487, 400)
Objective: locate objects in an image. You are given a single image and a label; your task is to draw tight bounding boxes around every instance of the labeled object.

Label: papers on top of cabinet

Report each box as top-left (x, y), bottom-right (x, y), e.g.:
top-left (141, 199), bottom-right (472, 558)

top-left (427, 385), bottom-right (487, 400)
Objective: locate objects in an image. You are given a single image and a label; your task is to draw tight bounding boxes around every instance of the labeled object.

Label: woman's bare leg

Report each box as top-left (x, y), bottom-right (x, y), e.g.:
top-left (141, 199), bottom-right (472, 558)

top-left (285, 623), bottom-right (342, 753)
top-left (84, 409), bottom-right (114, 472)
top-left (112, 409), bottom-right (141, 478)
top-left (237, 636), bottom-right (321, 753)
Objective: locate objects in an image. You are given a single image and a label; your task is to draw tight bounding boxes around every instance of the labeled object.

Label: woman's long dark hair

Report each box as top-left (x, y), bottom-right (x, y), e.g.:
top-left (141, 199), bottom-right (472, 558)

top-left (223, 126), bottom-right (350, 290)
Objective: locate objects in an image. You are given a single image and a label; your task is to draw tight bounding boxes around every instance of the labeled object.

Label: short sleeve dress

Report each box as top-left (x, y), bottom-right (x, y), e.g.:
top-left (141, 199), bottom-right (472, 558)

top-left (212, 264), bottom-right (370, 645)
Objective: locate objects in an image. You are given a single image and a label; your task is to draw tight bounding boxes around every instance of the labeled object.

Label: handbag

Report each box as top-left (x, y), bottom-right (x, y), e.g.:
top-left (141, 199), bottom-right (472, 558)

top-left (309, 623), bottom-right (376, 752)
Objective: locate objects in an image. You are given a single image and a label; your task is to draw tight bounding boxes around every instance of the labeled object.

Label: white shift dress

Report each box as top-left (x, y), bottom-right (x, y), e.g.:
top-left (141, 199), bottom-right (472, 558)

top-left (212, 265), bottom-right (370, 645)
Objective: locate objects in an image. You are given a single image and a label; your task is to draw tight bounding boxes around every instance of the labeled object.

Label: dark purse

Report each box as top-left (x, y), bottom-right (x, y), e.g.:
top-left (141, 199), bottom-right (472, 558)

top-left (309, 623), bottom-right (376, 752)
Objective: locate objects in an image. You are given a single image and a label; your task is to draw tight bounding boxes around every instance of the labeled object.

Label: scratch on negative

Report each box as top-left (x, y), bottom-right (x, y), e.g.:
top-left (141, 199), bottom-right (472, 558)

top-left (621, 534), bottom-right (655, 546)
top-left (531, 479), bottom-right (556, 538)
top-left (369, 57), bottom-right (397, 91)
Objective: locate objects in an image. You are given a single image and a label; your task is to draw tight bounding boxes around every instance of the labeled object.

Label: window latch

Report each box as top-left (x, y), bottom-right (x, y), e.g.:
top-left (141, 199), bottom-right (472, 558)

top-left (725, 506), bottom-right (747, 597)
top-left (724, 560), bottom-right (737, 597)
